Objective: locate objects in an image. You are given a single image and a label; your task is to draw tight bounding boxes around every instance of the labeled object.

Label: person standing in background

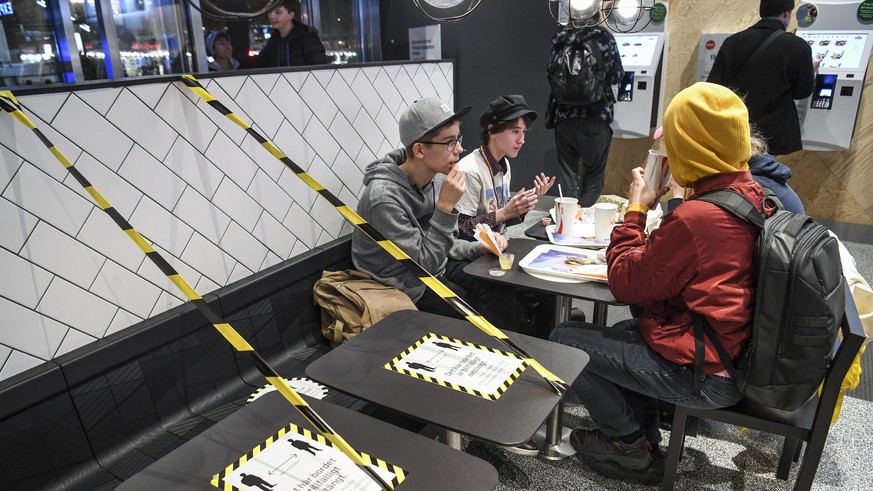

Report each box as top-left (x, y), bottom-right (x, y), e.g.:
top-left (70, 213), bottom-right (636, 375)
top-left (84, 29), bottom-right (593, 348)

top-left (247, 0), bottom-right (327, 68)
top-left (546, 23), bottom-right (624, 207)
top-left (707, 0), bottom-right (818, 155)
top-left (205, 31), bottom-right (240, 71)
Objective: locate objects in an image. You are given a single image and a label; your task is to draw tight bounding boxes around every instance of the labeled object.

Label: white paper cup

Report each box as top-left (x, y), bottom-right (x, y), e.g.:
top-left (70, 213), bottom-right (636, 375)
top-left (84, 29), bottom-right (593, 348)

top-left (554, 197), bottom-right (578, 237)
top-left (593, 203), bottom-right (618, 241)
top-left (645, 150), bottom-right (669, 190)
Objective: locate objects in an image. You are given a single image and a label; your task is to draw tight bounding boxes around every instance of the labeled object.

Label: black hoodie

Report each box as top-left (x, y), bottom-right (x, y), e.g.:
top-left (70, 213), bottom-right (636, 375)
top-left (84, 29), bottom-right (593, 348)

top-left (249, 20), bottom-right (327, 68)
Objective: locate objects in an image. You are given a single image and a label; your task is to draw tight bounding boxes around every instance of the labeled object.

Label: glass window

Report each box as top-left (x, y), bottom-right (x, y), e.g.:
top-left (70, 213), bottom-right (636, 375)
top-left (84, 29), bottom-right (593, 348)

top-left (112, 0), bottom-right (191, 77)
top-left (316, 0), bottom-right (359, 64)
top-left (0, 0), bottom-right (66, 86)
top-left (70, 0), bottom-right (109, 80)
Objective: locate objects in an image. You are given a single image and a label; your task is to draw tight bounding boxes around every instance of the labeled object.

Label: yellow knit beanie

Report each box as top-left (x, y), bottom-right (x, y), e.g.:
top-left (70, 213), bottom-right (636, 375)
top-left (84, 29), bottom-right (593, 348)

top-left (663, 82), bottom-right (751, 187)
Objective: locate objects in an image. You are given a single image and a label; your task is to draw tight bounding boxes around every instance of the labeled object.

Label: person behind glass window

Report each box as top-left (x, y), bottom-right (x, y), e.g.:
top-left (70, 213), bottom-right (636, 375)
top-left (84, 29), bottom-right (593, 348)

top-left (248, 0), bottom-right (327, 68)
top-left (205, 31), bottom-right (240, 71)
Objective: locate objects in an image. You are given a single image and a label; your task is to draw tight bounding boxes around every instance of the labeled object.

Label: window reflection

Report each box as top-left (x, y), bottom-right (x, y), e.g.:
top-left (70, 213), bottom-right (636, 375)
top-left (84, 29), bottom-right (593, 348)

top-left (112, 0), bottom-right (189, 77)
top-left (0, 0), bottom-right (65, 86)
top-left (70, 0), bottom-right (108, 80)
top-left (317, 0), bottom-right (358, 64)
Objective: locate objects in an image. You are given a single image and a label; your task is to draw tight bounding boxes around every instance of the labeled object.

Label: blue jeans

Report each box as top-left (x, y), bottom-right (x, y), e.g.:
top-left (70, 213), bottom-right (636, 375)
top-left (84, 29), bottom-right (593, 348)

top-left (550, 319), bottom-right (742, 439)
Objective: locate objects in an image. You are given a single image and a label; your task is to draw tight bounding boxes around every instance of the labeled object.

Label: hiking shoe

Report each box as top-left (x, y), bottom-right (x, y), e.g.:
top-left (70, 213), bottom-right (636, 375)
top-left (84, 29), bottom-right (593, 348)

top-left (570, 429), bottom-right (652, 471)
top-left (648, 444), bottom-right (665, 478)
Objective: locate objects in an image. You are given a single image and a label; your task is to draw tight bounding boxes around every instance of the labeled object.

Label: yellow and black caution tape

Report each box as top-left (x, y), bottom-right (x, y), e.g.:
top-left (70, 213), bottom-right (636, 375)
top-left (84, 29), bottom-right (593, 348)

top-left (180, 74), bottom-right (568, 396)
top-left (0, 90), bottom-right (393, 491)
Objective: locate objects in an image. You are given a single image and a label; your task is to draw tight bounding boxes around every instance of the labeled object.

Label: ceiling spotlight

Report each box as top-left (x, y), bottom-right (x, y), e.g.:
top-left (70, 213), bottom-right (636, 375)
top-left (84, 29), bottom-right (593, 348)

top-left (413, 0), bottom-right (483, 21)
top-left (422, 0), bottom-right (466, 7)
top-left (562, 0), bottom-right (603, 21)
top-left (612, 0), bottom-right (642, 26)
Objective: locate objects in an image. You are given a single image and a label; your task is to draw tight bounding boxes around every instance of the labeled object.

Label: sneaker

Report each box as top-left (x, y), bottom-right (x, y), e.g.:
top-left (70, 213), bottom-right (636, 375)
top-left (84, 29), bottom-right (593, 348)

top-left (502, 439), bottom-right (540, 457)
top-left (569, 307), bottom-right (586, 322)
top-left (570, 429), bottom-right (651, 470)
top-left (647, 443), bottom-right (665, 478)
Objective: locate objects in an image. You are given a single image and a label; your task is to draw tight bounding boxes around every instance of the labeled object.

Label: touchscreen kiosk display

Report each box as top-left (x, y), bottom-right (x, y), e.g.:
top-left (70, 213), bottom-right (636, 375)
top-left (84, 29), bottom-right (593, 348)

top-left (798, 32), bottom-right (869, 70)
top-left (616, 35), bottom-right (659, 67)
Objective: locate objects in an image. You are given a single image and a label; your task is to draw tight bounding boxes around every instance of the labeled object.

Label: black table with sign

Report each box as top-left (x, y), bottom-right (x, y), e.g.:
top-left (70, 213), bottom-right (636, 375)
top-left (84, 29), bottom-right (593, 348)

top-left (306, 310), bottom-right (589, 460)
top-left (118, 390), bottom-right (498, 490)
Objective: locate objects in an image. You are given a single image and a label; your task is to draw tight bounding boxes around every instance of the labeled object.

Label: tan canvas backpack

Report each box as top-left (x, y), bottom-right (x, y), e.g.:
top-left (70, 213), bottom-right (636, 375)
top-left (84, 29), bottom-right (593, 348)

top-left (313, 269), bottom-right (417, 346)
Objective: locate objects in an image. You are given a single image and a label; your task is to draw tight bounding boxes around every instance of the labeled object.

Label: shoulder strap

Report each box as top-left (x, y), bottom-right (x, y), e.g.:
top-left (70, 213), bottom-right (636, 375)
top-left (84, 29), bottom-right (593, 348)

top-left (692, 313), bottom-right (740, 384)
top-left (734, 29), bottom-right (784, 81)
top-left (696, 189), bottom-right (766, 228)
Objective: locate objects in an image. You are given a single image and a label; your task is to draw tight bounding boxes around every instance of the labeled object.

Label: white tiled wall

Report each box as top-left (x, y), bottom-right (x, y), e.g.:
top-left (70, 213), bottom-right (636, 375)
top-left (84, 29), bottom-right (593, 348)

top-left (0, 62), bottom-right (455, 382)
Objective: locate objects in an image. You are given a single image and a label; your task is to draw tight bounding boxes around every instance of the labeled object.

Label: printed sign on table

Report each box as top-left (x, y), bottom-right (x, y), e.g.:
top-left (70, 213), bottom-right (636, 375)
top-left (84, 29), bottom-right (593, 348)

top-left (211, 423), bottom-right (404, 491)
top-left (385, 333), bottom-right (527, 400)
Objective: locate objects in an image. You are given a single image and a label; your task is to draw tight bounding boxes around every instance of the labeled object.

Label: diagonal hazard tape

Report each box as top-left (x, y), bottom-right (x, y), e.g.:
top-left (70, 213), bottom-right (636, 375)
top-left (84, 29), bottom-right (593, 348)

top-left (179, 74), bottom-right (569, 396)
top-left (0, 90), bottom-right (393, 491)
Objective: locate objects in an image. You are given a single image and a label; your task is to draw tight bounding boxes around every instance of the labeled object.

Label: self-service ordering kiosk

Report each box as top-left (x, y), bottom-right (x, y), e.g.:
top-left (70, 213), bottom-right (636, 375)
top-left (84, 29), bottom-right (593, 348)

top-left (611, 29), bottom-right (668, 138)
top-left (795, 1), bottom-right (873, 150)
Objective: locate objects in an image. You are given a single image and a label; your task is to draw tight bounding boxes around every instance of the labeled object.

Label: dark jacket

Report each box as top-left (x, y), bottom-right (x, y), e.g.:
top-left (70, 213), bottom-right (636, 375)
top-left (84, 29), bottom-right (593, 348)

top-left (607, 172), bottom-right (764, 373)
top-left (707, 19), bottom-right (815, 155)
top-left (546, 25), bottom-right (624, 127)
top-left (748, 153), bottom-right (805, 214)
top-left (250, 20), bottom-right (327, 68)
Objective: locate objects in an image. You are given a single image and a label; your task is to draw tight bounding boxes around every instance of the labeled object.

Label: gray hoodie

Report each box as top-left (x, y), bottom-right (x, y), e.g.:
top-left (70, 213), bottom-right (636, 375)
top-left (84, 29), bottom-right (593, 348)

top-left (351, 149), bottom-right (481, 302)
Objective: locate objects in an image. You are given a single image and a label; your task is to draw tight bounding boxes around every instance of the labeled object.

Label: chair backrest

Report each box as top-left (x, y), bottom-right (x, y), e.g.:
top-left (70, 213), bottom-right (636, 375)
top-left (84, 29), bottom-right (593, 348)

top-left (811, 281), bottom-right (866, 427)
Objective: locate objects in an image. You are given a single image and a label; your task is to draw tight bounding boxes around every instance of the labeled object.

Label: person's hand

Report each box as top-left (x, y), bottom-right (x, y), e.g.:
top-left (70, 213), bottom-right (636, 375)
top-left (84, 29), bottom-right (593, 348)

top-left (496, 188), bottom-right (537, 222)
top-left (812, 56), bottom-right (822, 73)
top-left (437, 166), bottom-right (465, 213)
top-left (628, 167), bottom-right (668, 209)
top-left (533, 173), bottom-right (556, 198)
top-left (479, 233), bottom-right (508, 255)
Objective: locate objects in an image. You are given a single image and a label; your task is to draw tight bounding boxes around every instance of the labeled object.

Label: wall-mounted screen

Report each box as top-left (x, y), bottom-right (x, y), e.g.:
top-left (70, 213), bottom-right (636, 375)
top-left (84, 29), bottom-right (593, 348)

top-left (615, 34), bottom-right (660, 67)
top-left (798, 32), bottom-right (869, 70)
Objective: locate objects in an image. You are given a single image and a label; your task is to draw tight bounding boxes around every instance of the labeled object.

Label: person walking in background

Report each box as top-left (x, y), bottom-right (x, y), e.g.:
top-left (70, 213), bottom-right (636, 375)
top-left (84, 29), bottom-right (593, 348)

top-left (205, 31), bottom-right (240, 71)
top-left (545, 23), bottom-right (624, 207)
top-left (707, 0), bottom-right (818, 155)
top-left (248, 0), bottom-right (327, 68)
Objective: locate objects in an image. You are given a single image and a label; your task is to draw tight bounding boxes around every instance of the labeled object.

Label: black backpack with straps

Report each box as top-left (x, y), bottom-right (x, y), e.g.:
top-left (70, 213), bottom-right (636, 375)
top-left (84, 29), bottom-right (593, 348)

top-left (692, 189), bottom-right (845, 411)
top-left (548, 37), bottom-right (607, 106)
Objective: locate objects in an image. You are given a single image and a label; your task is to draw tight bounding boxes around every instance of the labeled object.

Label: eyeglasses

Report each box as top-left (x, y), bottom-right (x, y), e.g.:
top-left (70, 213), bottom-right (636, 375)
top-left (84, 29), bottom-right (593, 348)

top-left (418, 135), bottom-right (463, 152)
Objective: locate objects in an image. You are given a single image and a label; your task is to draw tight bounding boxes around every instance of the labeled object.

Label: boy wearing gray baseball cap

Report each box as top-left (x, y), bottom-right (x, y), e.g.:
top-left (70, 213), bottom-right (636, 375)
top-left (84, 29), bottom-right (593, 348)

top-left (352, 98), bottom-right (514, 326)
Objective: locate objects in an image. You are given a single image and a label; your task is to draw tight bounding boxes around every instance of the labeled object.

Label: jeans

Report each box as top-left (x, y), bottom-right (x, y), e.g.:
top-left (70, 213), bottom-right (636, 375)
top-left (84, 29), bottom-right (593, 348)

top-left (554, 118), bottom-right (613, 207)
top-left (550, 319), bottom-right (742, 439)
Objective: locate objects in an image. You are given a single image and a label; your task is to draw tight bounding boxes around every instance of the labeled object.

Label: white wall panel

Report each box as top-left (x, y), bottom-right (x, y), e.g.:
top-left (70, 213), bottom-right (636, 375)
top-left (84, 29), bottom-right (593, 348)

top-left (0, 63), bottom-right (453, 382)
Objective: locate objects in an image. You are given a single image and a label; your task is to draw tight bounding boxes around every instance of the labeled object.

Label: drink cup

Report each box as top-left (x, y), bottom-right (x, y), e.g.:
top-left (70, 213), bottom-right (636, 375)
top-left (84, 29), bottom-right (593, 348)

top-left (555, 197), bottom-right (578, 237)
top-left (499, 252), bottom-right (515, 270)
top-left (593, 202), bottom-right (618, 242)
top-left (644, 150), bottom-right (670, 190)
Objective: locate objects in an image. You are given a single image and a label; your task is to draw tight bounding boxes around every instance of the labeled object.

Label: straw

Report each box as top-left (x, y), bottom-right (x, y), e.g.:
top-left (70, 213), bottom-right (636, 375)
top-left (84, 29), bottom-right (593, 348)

top-left (558, 184), bottom-right (563, 199)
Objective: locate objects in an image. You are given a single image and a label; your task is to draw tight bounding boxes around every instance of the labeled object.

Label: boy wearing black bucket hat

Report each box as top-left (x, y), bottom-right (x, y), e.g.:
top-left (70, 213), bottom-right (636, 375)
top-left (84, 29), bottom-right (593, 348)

top-left (455, 95), bottom-right (555, 241)
top-left (708, 0), bottom-right (818, 155)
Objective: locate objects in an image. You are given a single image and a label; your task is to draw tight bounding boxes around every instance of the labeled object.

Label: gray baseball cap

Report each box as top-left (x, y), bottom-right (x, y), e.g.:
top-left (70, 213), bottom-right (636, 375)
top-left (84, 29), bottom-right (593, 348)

top-left (399, 98), bottom-right (472, 147)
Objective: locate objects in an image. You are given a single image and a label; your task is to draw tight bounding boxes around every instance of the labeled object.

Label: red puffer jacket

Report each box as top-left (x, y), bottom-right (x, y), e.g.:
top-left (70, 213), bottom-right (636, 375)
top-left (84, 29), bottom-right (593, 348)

top-left (606, 171), bottom-right (765, 373)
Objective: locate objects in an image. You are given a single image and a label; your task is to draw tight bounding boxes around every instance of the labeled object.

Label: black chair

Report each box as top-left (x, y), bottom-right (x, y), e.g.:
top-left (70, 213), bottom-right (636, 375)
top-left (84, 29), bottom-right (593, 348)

top-left (661, 282), bottom-right (865, 491)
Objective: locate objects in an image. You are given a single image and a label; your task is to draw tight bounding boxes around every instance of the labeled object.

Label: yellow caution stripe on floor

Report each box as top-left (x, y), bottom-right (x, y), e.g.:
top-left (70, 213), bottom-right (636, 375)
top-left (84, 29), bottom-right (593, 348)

top-left (0, 90), bottom-right (393, 491)
top-left (179, 75), bottom-right (569, 396)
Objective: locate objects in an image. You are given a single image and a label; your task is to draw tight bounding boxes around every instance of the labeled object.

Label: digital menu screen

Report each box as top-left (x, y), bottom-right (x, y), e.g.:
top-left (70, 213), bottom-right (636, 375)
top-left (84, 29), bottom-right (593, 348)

top-left (798, 32), bottom-right (869, 70)
top-left (615, 34), bottom-right (660, 67)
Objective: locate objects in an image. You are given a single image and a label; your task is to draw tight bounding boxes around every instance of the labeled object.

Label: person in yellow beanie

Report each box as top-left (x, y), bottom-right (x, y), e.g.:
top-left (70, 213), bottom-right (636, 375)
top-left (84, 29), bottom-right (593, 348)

top-left (550, 83), bottom-right (767, 484)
